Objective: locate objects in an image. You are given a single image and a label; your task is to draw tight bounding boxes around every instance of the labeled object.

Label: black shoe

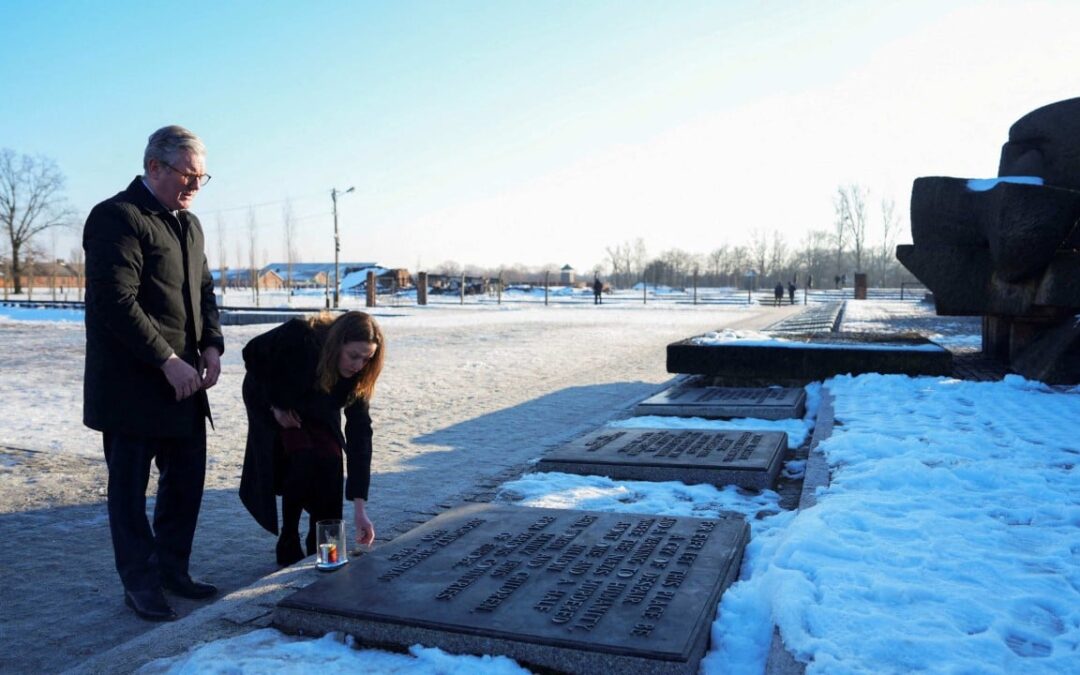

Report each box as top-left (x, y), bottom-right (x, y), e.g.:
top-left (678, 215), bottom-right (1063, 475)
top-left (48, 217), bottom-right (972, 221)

top-left (276, 534), bottom-right (305, 567)
top-left (161, 574), bottom-right (218, 600)
top-left (124, 588), bottom-right (178, 622)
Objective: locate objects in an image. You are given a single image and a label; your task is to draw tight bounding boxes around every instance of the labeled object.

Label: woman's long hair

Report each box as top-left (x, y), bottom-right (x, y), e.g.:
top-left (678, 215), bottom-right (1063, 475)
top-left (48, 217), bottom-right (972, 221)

top-left (310, 311), bottom-right (385, 403)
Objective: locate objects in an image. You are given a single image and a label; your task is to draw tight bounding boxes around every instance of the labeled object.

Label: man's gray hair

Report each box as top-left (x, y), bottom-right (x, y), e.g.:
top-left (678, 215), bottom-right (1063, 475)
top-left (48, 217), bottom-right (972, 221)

top-left (143, 125), bottom-right (206, 171)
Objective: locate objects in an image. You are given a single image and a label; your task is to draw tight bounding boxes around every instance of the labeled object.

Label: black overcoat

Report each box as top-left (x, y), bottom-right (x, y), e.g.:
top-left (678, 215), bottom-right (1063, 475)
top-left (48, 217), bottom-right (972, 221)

top-left (82, 178), bottom-right (224, 438)
top-left (239, 319), bottom-right (374, 534)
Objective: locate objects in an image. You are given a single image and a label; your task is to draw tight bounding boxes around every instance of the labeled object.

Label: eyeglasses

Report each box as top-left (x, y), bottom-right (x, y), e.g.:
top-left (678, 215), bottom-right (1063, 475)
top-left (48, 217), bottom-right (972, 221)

top-left (161, 161), bottom-right (211, 187)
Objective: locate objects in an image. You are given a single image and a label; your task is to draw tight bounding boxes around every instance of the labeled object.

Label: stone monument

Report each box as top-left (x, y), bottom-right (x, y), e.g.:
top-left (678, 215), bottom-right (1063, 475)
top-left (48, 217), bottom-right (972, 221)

top-left (666, 332), bottom-right (952, 383)
top-left (274, 503), bottom-right (749, 675)
top-left (534, 427), bottom-right (788, 489)
top-left (896, 97), bottom-right (1080, 383)
top-left (634, 385), bottom-right (806, 420)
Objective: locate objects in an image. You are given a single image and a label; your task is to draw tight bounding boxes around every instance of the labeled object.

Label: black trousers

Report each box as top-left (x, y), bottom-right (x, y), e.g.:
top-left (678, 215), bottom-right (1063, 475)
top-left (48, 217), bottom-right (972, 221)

top-left (278, 425), bottom-right (343, 554)
top-left (103, 425), bottom-right (206, 592)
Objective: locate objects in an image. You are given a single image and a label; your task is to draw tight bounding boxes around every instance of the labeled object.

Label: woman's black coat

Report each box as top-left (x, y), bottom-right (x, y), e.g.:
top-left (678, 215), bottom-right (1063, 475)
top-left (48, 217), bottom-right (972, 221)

top-left (239, 318), bottom-right (373, 534)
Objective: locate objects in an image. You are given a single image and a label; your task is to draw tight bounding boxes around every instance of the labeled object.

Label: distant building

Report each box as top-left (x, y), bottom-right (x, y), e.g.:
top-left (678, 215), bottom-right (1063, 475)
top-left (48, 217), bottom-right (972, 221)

top-left (1, 258), bottom-right (84, 289)
top-left (210, 268), bottom-right (288, 290)
top-left (560, 264), bottom-right (575, 285)
top-left (260, 261), bottom-right (377, 289)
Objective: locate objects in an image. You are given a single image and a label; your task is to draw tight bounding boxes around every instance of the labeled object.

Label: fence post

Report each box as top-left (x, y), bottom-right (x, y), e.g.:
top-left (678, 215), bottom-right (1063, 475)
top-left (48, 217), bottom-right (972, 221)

top-left (366, 270), bottom-right (376, 307)
top-left (418, 271), bottom-right (428, 305)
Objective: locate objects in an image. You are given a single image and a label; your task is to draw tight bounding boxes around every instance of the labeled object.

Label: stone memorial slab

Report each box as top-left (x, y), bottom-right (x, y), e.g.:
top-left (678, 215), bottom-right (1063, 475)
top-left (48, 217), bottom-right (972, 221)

top-left (534, 427), bottom-right (787, 489)
top-left (667, 331), bottom-right (952, 380)
top-left (634, 385), bottom-right (805, 420)
top-left (274, 503), bottom-right (748, 675)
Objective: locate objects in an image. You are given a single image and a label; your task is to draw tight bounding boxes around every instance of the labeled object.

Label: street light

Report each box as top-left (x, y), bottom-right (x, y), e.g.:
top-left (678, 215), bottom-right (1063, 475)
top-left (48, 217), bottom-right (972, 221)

top-left (331, 186), bottom-right (355, 308)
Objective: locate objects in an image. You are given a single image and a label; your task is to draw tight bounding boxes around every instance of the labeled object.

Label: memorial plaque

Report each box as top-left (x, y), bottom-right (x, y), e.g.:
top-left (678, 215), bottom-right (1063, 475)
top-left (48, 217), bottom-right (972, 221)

top-left (634, 385), bottom-right (805, 420)
top-left (274, 504), bottom-right (748, 675)
top-left (534, 427), bottom-right (787, 489)
top-left (667, 331), bottom-right (953, 380)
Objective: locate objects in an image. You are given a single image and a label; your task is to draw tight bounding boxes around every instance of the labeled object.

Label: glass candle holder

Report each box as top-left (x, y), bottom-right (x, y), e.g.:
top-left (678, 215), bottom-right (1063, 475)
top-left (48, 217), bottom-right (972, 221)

top-left (315, 519), bottom-right (348, 570)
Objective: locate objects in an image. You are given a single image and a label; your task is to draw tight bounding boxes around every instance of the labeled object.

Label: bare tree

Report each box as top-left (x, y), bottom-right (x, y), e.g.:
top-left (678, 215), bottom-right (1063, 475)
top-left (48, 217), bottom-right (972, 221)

top-left (836, 184), bottom-right (869, 273)
top-left (631, 238), bottom-right (648, 281)
top-left (767, 229), bottom-right (789, 280)
top-left (234, 240), bottom-right (244, 294)
top-left (832, 191), bottom-right (848, 283)
top-left (794, 229), bottom-right (831, 288)
top-left (247, 207), bottom-right (259, 305)
top-left (730, 245), bottom-right (751, 284)
top-left (50, 230), bottom-right (58, 300)
top-left (877, 197), bottom-right (901, 286)
top-left (750, 228), bottom-right (769, 279)
top-left (1, 243), bottom-right (8, 300)
top-left (0, 149), bottom-right (74, 294)
top-left (605, 242), bottom-right (627, 288)
top-left (69, 246), bottom-right (84, 301)
top-left (282, 200), bottom-right (298, 295)
top-left (216, 215), bottom-right (228, 298)
top-left (707, 245), bottom-right (728, 285)
top-left (434, 260), bottom-right (462, 277)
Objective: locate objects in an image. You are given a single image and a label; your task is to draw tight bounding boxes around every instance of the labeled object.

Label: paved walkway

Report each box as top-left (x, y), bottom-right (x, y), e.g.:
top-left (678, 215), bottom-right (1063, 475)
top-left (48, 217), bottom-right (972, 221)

top-left (7, 303), bottom-right (805, 674)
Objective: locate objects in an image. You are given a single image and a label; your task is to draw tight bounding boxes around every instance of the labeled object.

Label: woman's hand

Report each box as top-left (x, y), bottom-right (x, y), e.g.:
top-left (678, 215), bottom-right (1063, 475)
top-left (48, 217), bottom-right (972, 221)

top-left (271, 406), bottom-right (302, 429)
top-left (354, 498), bottom-right (375, 547)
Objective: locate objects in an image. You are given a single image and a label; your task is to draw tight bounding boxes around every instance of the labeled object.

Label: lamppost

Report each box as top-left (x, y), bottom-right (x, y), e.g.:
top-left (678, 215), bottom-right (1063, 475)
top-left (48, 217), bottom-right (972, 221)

top-left (331, 186), bottom-right (355, 308)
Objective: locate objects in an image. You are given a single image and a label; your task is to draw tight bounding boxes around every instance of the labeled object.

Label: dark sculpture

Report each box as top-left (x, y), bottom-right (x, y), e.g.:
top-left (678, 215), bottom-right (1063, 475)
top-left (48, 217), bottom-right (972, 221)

top-left (897, 97), bottom-right (1080, 384)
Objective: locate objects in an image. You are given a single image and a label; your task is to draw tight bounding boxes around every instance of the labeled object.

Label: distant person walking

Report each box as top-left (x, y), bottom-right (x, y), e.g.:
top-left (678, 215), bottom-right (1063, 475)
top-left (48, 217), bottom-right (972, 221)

top-left (788, 281), bottom-right (797, 305)
top-left (240, 311), bottom-right (385, 567)
top-left (593, 275), bottom-right (603, 305)
top-left (773, 281), bottom-right (784, 307)
top-left (83, 125), bottom-right (223, 622)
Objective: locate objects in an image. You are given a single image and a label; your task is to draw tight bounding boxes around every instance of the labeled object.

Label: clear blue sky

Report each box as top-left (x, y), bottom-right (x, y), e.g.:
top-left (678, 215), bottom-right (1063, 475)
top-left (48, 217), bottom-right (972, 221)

top-left (3, 0), bottom-right (1079, 272)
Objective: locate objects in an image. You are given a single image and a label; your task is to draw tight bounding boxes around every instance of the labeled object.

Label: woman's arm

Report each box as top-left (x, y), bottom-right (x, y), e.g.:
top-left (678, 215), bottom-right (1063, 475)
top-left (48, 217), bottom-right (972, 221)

top-left (344, 399), bottom-right (374, 545)
top-left (353, 498), bottom-right (374, 546)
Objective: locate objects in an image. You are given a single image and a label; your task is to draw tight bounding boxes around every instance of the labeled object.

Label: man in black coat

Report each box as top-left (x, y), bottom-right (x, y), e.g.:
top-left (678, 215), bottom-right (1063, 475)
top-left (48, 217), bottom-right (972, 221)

top-left (83, 126), bottom-right (224, 621)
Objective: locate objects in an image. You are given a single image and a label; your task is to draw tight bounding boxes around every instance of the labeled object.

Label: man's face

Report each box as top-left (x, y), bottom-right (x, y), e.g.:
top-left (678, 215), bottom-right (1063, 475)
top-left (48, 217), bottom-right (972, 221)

top-left (146, 149), bottom-right (206, 211)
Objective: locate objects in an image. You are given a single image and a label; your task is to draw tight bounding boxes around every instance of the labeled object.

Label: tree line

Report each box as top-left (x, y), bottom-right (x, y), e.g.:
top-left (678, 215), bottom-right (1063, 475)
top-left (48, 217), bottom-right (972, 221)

top-left (431, 185), bottom-right (913, 290)
top-left (601, 185), bottom-right (911, 290)
top-left (2, 148), bottom-right (916, 295)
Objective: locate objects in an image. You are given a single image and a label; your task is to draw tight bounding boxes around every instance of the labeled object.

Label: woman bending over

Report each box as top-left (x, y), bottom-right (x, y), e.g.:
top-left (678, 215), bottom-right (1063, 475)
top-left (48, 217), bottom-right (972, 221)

top-left (240, 311), bottom-right (384, 566)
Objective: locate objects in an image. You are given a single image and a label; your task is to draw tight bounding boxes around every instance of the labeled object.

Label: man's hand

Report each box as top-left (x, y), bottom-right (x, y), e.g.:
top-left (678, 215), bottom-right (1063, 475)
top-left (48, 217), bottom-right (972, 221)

top-left (161, 354), bottom-right (202, 401)
top-left (198, 346), bottom-right (221, 390)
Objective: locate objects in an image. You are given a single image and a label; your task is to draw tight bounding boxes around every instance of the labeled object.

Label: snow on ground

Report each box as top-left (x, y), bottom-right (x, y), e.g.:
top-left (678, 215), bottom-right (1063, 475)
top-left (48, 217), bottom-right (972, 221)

top-left (143, 368), bottom-right (1080, 674)
top-left (9, 295), bottom-right (1077, 674)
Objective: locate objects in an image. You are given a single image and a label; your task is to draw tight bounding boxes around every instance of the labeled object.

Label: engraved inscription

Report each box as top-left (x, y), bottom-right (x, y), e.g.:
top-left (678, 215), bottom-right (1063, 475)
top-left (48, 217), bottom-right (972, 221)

top-left (584, 431), bottom-right (626, 451)
top-left (575, 581), bottom-right (628, 631)
top-left (379, 517), bottom-right (487, 582)
top-left (436, 559), bottom-right (497, 600)
top-left (475, 571), bottom-right (530, 613)
top-left (281, 506), bottom-right (749, 665)
top-left (551, 578), bottom-right (602, 625)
